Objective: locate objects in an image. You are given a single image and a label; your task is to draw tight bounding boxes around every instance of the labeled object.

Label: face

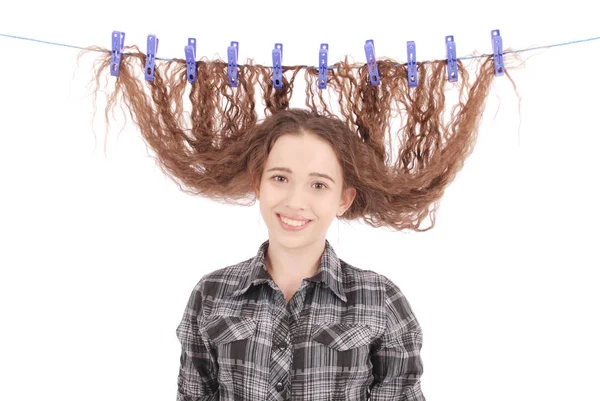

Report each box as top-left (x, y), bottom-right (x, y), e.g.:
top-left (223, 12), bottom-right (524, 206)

top-left (255, 132), bottom-right (356, 248)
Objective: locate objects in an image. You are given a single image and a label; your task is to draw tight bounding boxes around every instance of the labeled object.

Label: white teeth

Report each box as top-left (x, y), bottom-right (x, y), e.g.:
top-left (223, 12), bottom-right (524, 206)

top-left (280, 215), bottom-right (309, 227)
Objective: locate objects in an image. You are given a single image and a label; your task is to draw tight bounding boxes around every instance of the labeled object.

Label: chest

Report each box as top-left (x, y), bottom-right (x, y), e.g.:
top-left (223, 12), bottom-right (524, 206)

top-left (198, 284), bottom-right (386, 399)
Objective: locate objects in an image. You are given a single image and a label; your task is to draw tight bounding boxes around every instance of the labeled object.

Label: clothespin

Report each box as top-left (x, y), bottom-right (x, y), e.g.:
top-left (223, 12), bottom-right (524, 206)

top-left (318, 43), bottom-right (329, 90)
top-left (272, 43), bottom-right (283, 89)
top-left (446, 35), bottom-right (458, 82)
top-left (110, 31), bottom-right (125, 77)
top-left (144, 34), bottom-right (159, 81)
top-left (407, 41), bottom-right (417, 88)
top-left (491, 29), bottom-right (504, 76)
top-left (228, 41), bottom-right (239, 87)
top-left (185, 38), bottom-right (196, 84)
top-left (364, 39), bottom-right (380, 86)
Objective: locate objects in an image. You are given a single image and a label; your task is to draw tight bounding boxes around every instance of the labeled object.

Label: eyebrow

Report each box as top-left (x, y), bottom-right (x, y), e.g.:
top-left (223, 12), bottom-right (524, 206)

top-left (266, 167), bottom-right (336, 184)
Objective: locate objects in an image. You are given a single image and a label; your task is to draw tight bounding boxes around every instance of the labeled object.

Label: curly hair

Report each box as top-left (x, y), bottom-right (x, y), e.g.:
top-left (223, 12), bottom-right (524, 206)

top-left (79, 42), bottom-right (521, 232)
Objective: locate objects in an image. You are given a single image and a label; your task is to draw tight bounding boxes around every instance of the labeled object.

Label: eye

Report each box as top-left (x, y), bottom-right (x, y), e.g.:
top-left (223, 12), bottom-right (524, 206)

top-left (271, 175), bottom-right (328, 190)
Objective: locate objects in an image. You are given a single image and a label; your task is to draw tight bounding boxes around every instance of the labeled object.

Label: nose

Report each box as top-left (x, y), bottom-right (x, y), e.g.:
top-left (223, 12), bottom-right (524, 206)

top-left (284, 185), bottom-right (309, 209)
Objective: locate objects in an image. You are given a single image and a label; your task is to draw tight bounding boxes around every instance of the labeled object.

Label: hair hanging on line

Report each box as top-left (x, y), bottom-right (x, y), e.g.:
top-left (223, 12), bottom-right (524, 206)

top-left (78, 42), bottom-right (522, 232)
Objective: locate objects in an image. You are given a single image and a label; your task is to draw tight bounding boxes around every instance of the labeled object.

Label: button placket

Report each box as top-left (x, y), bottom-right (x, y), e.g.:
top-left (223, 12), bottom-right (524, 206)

top-left (282, 313), bottom-right (291, 352)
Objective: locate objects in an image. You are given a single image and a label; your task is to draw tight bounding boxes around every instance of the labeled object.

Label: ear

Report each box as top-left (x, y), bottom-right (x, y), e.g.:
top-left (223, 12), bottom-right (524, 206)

top-left (339, 187), bottom-right (357, 215)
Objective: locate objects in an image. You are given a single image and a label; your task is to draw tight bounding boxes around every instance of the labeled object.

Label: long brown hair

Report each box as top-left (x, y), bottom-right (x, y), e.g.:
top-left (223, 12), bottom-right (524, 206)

top-left (79, 44), bottom-right (521, 232)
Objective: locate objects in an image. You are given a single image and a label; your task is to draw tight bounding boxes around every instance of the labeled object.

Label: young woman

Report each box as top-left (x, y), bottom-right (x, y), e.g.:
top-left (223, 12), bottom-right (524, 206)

top-left (84, 43), bottom-right (509, 399)
top-left (176, 109), bottom-right (425, 401)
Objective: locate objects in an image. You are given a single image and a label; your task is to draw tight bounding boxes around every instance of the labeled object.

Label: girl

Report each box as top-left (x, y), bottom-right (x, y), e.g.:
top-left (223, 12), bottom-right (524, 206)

top-left (83, 43), bottom-right (513, 399)
top-left (175, 109), bottom-right (425, 400)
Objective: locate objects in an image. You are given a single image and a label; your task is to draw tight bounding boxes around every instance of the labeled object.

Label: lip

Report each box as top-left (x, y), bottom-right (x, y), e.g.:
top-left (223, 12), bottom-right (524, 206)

top-left (277, 213), bottom-right (312, 232)
top-left (278, 213), bottom-right (311, 222)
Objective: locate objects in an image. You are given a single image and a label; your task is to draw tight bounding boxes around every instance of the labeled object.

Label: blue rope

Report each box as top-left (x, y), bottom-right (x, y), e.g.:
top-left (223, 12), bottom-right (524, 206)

top-left (1, 32), bottom-right (599, 69)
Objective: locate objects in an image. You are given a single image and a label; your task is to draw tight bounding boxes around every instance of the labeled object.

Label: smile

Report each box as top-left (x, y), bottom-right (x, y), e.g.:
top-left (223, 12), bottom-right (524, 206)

top-left (277, 214), bottom-right (312, 231)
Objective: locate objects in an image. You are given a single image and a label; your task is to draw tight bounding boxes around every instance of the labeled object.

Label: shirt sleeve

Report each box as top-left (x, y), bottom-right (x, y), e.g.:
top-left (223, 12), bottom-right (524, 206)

top-left (369, 275), bottom-right (426, 401)
top-left (175, 279), bottom-right (219, 401)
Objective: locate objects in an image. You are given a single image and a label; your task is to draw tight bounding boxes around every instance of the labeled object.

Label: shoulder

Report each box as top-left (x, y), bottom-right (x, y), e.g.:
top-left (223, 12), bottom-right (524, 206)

top-left (339, 258), bottom-right (401, 296)
top-left (340, 259), bottom-right (418, 326)
top-left (182, 256), bottom-right (254, 313)
top-left (191, 256), bottom-right (254, 297)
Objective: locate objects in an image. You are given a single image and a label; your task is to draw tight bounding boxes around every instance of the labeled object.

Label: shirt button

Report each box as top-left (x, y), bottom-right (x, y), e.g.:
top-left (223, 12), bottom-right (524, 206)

top-left (278, 342), bottom-right (287, 351)
top-left (276, 382), bottom-right (284, 391)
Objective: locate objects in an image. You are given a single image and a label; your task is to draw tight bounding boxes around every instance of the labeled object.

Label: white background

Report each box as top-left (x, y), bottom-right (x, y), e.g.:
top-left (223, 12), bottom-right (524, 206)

top-left (1, 1), bottom-right (599, 400)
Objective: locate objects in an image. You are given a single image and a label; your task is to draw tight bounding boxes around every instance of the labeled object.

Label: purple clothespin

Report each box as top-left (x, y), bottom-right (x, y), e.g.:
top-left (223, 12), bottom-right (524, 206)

top-left (446, 35), bottom-right (458, 82)
top-left (407, 41), bottom-right (417, 88)
top-left (185, 38), bottom-right (196, 84)
top-left (318, 43), bottom-right (328, 90)
top-left (144, 34), bottom-right (159, 81)
top-left (364, 39), bottom-right (380, 86)
top-left (272, 43), bottom-right (283, 89)
top-left (228, 41), bottom-right (239, 87)
top-left (491, 29), bottom-right (504, 76)
top-left (110, 31), bottom-right (125, 77)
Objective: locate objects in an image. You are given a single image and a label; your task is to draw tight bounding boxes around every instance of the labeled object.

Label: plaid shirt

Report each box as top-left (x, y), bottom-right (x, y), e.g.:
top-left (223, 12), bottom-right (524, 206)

top-left (176, 239), bottom-right (425, 401)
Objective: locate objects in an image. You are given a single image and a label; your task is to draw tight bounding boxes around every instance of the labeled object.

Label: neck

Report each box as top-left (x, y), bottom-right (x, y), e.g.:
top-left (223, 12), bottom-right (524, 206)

top-left (265, 238), bottom-right (325, 282)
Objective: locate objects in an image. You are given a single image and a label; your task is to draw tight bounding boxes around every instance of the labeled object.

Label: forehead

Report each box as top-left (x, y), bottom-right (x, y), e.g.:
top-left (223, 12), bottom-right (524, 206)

top-left (267, 134), bottom-right (340, 173)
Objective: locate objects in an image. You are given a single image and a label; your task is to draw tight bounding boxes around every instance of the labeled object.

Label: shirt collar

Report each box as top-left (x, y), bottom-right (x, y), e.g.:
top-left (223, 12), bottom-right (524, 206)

top-left (228, 239), bottom-right (347, 303)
